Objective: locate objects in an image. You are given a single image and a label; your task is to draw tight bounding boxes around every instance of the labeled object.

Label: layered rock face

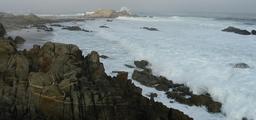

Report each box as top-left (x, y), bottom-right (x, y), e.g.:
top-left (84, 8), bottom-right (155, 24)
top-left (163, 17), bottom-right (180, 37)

top-left (0, 37), bottom-right (193, 120)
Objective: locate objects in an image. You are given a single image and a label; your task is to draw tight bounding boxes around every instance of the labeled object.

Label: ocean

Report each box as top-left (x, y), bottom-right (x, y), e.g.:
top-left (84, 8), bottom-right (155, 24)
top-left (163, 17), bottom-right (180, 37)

top-left (10, 16), bottom-right (256, 120)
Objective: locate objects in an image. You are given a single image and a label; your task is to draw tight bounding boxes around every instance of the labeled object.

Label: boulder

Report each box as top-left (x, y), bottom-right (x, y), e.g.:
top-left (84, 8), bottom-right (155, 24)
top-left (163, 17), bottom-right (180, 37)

top-left (99, 25), bottom-right (109, 28)
top-left (233, 63), bottom-right (250, 69)
top-left (134, 60), bottom-right (149, 69)
top-left (251, 30), bottom-right (256, 35)
top-left (142, 27), bottom-right (159, 31)
top-left (14, 36), bottom-right (26, 44)
top-left (0, 23), bottom-right (6, 37)
top-left (222, 26), bottom-right (251, 35)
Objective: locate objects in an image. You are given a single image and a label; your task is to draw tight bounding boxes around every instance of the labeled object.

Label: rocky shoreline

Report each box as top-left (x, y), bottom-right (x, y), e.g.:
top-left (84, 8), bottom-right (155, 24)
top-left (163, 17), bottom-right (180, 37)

top-left (0, 23), bottom-right (194, 120)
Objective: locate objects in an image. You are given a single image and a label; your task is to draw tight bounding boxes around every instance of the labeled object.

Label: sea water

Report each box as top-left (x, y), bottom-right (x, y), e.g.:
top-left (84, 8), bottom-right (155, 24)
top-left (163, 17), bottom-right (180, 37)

top-left (29, 16), bottom-right (256, 120)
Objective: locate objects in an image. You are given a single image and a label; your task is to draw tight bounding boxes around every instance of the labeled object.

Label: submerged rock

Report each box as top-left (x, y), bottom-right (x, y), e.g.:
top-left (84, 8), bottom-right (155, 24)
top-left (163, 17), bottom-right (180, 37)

top-left (99, 55), bottom-right (110, 59)
top-left (33, 24), bottom-right (53, 32)
top-left (233, 63), bottom-right (250, 69)
top-left (251, 30), bottom-right (256, 35)
top-left (124, 64), bottom-right (135, 68)
top-left (222, 26), bottom-right (251, 35)
top-left (0, 23), bottom-right (6, 37)
top-left (99, 25), bottom-right (109, 28)
top-left (14, 36), bottom-right (26, 44)
top-left (142, 27), bottom-right (159, 31)
top-left (62, 26), bottom-right (92, 32)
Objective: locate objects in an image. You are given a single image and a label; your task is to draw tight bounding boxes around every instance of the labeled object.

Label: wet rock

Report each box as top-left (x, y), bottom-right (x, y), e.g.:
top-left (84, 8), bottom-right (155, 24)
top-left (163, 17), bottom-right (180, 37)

top-left (222, 26), bottom-right (251, 35)
top-left (62, 26), bottom-right (82, 31)
top-left (132, 70), bottom-right (172, 91)
top-left (99, 25), bottom-right (109, 28)
top-left (142, 27), bottom-right (159, 31)
top-left (251, 30), bottom-right (256, 35)
top-left (0, 23), bottom-right (6, 37)
top-left (106, 19), bottom-right (113, 22)
top-left (33, 24), bottom-right (53, 32)
top-left (99, 55), bottom-right (109, 59)
top-left (124, 64), bottom-right (135, 68)
top-left (147, 93), bottom-right (158, 101)
top-left (14, 36), bottom-right (26, 44)
top-left (134, 60), bottom-right (149, 69)
top-left (166, 89), bottom-right (222, 113)
top-left (233, 63), bottom-right (250, 69)
top-left (62, 26), bottom-right (92, 32)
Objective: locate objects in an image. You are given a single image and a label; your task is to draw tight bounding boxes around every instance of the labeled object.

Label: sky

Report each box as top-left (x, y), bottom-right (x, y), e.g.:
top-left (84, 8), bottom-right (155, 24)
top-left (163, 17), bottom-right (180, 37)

top-left (0, 0), bottom-right (256, 16)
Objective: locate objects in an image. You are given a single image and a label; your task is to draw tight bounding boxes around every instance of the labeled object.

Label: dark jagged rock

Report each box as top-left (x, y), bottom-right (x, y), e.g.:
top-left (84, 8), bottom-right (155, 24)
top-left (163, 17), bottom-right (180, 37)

top-left (132, 70), bottom-right (172, 91)
top-left (142, 27), bottom-right (159, 31)
top-left (99, 55), bottom-right (109, 59)
top-left (251, 30), bottom-right (256, 35)
top-left (62, 26), bottom-right (93, 32)
top-left (99, 25), bottom-right (110, 28)
top-left (233, 63), bottom-right (250, 69)
top-left (62, 26), bottom-right (82, 31)
top-left (169, 108), bottom-right (193, 120)
top-left (14, 36), bottom-right (26, 44)
top-left (0, 23), bottom-right (6, 37)
top-left (166, 91), bottom-right (222, 113)
top-left (106, 19), bottom-right (113, 22)
top-left (124, 64), bottom-right (135, 68)
top-left (222, 26), bottom-right (251, 35)
top-left (132, 60), bottom-right (222, 113)
top-left (134, 60), bottom-right (149, 69)
top-left (33, 24), bottom-right (53, 32)
top-left (0, 25), bottom-right (193, 120)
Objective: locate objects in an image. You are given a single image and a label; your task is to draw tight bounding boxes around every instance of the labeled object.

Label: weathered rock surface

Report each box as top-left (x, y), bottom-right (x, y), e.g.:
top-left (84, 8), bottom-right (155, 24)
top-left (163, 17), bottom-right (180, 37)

top-left (0, 23), bottom-right (6, 37)
top-left (222, 26), bottom-right (251, 35)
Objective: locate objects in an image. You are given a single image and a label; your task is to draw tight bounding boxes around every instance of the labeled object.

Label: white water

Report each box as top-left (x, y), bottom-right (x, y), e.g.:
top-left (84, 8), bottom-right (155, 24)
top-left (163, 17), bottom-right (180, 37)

top-left (47, 16), bottom-right (256, 120)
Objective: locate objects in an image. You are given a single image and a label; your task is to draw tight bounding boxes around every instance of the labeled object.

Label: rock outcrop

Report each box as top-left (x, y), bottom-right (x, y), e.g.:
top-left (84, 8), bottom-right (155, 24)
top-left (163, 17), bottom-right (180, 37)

top-left (86, 9), bottom-right (133, 18)
top-left (0, 27), bottom-right (193, 120)
top-left (222, 26), bottom-right (251, 35)
top-left (132, 60), bottom-right (222, 113)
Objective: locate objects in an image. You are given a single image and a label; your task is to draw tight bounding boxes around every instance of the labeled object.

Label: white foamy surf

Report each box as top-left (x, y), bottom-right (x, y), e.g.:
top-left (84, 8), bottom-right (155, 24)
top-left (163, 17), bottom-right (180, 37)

top-left (48, 16), bottom-right (256, 120)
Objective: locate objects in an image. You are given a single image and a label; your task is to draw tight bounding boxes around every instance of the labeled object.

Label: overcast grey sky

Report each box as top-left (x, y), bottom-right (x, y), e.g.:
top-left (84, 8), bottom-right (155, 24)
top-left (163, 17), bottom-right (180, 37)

top-left (0, 0), bottom-right (256, 15)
